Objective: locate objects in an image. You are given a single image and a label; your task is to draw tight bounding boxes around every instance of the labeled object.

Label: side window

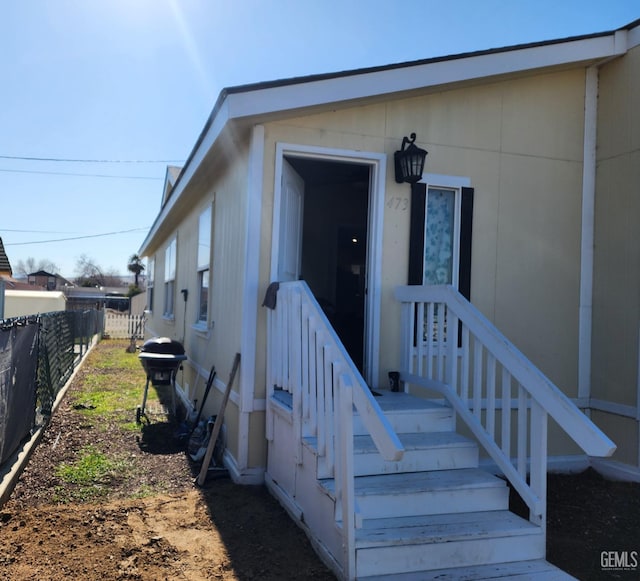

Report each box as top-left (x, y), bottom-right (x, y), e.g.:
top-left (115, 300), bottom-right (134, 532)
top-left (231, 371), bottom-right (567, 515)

top-left (196, 205), bottom-right (212, 325)
top-left (409, 178), bottom-right (474, 343)
top-left (147, 257), bottom-right (155, 312)
top-left (164, 238), bottom-right (177, 318)
top-left (408, 177), bottom-right (473, 299)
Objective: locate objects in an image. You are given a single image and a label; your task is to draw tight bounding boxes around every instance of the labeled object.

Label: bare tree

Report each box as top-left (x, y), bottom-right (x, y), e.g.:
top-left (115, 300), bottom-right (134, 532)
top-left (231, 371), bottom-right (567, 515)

top-left (75, 254), bottom-right (106, 287)
top-left (74, 255), bottom-right (124, 287)
top-left (14, 257), bottom-right (60, 277)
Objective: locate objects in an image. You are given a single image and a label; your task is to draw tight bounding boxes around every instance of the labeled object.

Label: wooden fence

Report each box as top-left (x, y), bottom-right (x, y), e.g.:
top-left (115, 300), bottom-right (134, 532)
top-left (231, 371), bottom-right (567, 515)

top-left (103, 313), bottom-right (145, 339)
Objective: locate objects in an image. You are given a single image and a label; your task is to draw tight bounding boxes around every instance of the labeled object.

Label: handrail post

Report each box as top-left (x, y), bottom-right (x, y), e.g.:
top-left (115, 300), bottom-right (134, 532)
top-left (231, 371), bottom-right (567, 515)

top-left (265, 307), bottom-right (275, 442)
top-left (530, 400), bottom-right (547, 529)
top-left (338, 373), bottom-right (356, 581)
top-left (291, 288), bottom-right (303, 465)
top-left (446, 301), bottom-right (458, 392)
top-left (400, 300), bottom-right (413, 383)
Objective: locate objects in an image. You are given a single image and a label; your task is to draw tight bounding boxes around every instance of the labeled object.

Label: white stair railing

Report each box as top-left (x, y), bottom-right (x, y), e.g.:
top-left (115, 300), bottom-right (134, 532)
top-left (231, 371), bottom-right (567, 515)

top-left (395, 284), bottom-right (616, 527)
top-left (266, 281), bottom-right (403, 578)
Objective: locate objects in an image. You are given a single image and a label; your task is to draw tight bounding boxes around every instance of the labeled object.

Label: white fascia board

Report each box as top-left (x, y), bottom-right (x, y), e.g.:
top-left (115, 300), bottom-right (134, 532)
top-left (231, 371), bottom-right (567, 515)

top-left (225, 34), bottom-right (620, 120)
top-left (628, 23), bottom-right (640, 49)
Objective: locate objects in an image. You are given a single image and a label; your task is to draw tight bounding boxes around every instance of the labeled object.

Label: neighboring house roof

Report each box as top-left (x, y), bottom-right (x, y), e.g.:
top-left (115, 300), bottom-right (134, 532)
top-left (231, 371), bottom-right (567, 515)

top-left (26, 270), bottom-right (74, 287)
top-left (139, 19), bottom-right (640, 256)
top-left (56, 274), bottom-right (75, 287)
top-left (161, 165), bottom-right (183, 207)
top-left (64, 286), bottom-right (126, 298)
top-left (0, 237), bottom-right (12, 275)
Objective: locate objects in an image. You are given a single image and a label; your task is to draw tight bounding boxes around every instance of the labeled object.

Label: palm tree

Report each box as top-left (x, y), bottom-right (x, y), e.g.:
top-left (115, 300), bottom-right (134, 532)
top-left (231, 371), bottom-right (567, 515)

top-left (127, 254), bottom-right (145, 287)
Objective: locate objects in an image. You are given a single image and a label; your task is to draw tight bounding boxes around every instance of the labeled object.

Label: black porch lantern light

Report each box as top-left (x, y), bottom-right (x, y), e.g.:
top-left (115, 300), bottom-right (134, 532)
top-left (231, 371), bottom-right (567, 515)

top-left (394, 133), bottom-right (428, 184)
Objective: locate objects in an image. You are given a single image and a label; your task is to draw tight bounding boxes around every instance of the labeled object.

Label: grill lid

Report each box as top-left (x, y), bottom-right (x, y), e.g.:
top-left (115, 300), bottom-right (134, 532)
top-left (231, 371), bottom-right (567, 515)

top-left (140, 337), bottom-right (185, 356)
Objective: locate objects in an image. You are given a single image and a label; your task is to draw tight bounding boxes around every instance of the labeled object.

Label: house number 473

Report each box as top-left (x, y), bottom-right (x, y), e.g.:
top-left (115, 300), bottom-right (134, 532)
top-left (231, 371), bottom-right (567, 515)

top-left (386, 197), bottom-right (409, 211)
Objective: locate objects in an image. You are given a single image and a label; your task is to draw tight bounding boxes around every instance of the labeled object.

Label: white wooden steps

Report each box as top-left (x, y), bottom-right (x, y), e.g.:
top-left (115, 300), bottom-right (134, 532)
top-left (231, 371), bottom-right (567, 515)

top-left (315, 390), bottom-right (576, 580)
top-left (359, 559), bottom-right (574, 580)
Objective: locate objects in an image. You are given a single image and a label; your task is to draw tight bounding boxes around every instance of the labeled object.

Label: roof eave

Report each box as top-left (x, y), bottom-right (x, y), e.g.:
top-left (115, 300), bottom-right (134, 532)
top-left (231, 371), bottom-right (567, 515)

top-left (139, 24), bottom-right (635, 257)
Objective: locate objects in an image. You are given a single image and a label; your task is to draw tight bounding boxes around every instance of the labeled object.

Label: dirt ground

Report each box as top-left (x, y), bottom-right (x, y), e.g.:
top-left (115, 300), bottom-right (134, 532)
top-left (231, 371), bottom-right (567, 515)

top-left (0, 341), bottom-right (335, 581)
top-left (1, 340), bottom-right (639, 580)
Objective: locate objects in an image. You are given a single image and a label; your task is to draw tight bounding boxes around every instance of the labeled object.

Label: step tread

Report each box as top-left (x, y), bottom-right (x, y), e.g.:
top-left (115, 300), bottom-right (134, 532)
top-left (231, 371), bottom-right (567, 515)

top-left (353, 510), bottom-right (540, 546)
top-left (320, 468), bottom-right (506, 496)
top-left (358, 559), bottom-right (577, 580)
top-left (366, 390), bottom-right (449, 413)
top-left (353, 431), bottom-right (474, 454)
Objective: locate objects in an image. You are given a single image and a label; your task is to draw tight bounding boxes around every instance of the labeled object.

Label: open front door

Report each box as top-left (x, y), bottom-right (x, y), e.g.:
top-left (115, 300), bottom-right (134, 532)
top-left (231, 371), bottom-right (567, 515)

top-left (273, 146), bottom-right (385, 386)
top-left (277, 160), bottom-right (305, 282)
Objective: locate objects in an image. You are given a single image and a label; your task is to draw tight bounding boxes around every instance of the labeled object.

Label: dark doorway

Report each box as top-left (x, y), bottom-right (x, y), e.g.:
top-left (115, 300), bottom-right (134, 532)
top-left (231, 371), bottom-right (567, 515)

top-left (334, 225), bottom-right (367, 369)
top-left (286, 156), bottom-right (370, 371)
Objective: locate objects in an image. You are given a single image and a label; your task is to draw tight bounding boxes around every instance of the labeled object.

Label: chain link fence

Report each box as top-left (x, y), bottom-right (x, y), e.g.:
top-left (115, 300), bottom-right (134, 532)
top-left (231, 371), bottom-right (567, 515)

top-left (0, 310), bottom-right (102, 466)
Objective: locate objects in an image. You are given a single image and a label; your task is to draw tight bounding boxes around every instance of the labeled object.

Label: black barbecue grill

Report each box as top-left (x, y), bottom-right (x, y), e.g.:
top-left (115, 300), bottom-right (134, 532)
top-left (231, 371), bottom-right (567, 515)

top-left (137, 337), bottom-right (187, 423)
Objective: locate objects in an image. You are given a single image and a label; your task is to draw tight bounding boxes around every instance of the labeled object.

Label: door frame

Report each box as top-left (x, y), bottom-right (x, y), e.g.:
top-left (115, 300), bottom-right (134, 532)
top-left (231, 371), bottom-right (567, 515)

top-left (271, 142), bottom-right (387, 386)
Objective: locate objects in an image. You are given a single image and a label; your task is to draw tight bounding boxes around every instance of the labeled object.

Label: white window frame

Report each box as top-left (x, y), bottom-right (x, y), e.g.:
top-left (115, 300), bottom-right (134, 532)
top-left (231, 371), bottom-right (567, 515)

top-left (421, 174), bottom-right (471, 345)
top-left (195, 204), bottom-right (212, 328)
top-left (147, 257), bottom-right (155, 312)
top-left (422, 173), bottom-right (470, 286)
top-left (163, 237), bottom-right (177, 318)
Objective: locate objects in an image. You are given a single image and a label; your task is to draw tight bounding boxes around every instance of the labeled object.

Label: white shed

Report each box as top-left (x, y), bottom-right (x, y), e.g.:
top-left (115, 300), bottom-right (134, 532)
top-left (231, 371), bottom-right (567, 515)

top-left (3, 290), bottom-right (66, 318)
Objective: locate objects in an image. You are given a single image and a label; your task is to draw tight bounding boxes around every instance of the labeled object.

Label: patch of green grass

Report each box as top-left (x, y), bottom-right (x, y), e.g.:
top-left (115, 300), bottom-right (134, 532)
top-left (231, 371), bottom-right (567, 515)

top-left (54, 446), bottom-right (132, 503)
top-left (71, 345), bottom-right (161, 427)
top-left (56, 446), bottom-right (129, 485)
top-left (120, 420), bottom-right (143, 432)
top-left (130, 484), bottom-right (156, 499)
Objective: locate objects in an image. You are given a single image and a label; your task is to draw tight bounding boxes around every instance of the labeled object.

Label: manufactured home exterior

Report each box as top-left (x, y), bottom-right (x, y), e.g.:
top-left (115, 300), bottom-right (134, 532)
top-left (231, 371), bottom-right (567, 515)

top-left (140, 21), bottom-right (638, 579)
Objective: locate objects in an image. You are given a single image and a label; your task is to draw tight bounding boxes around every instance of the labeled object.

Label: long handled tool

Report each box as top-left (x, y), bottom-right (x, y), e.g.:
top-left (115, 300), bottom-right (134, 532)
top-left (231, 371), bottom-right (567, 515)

top-left (196, 352), bottom-right (240, 486)
top-left (189, 364), bottom-right (216, 435)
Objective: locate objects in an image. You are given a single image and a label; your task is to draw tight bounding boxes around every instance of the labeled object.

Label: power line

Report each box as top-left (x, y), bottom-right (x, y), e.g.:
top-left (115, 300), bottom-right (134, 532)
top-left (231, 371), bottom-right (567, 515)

top-left (0, 154), bottom-right (185, 164)
top-left (5, 228), bottom-right (150, 246)
top-left (0, 228), bottom-right (76, 234)
top-left (0, 168), bottom-right (162, 180)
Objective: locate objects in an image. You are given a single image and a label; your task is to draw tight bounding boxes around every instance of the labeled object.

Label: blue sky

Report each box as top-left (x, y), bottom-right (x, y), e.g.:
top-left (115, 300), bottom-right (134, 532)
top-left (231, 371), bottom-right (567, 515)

top-left (1, 0), bottom-right (637, 278)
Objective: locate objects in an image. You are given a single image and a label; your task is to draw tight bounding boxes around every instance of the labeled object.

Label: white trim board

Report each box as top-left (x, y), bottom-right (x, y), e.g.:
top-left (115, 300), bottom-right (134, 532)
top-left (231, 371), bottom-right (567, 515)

top-left (225, 34), bottom-right (622, 121)
top-left (423, 173), bottom-right (471, 189)
top-left (589, 398), bottom-right (638, 420)
top-left (591, 458), bottom-right (640, 483)
top-left (240, 125), bottom-right (265, 415)
top-left (224, 449), bottom-right (265, 485)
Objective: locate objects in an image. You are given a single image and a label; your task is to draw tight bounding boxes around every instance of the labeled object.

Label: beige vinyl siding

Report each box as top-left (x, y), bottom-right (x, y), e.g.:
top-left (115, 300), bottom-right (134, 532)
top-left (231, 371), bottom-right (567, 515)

top-left (591, 44), bottom-right (640, 463)
top-left (187, 146), bottom-right (250, 463)
top-left (142, 138), bottom-right (250, 464)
